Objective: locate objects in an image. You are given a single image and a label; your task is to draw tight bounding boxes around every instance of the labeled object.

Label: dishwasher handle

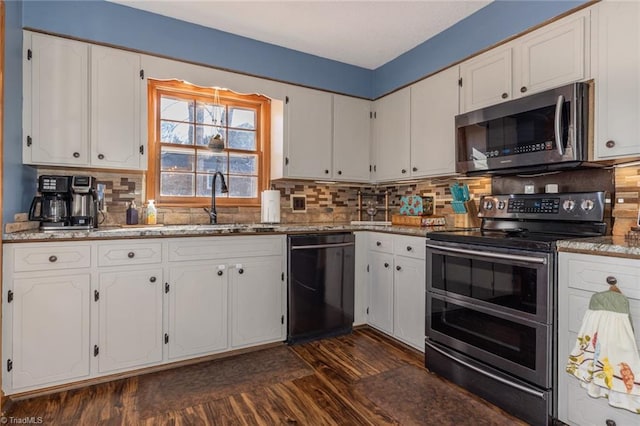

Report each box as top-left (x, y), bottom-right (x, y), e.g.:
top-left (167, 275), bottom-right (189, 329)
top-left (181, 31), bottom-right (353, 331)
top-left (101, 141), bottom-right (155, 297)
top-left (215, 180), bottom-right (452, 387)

top-left (290, 242), bottom-right (355, 250)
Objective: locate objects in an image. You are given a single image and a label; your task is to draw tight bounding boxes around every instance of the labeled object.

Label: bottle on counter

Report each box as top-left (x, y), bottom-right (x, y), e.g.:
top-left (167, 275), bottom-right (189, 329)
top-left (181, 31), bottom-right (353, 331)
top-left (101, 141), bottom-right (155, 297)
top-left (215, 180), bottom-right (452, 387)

top-left (146, 200), bottom-right (157, 225)
top-left (126, 201), bottom-right (139, 225)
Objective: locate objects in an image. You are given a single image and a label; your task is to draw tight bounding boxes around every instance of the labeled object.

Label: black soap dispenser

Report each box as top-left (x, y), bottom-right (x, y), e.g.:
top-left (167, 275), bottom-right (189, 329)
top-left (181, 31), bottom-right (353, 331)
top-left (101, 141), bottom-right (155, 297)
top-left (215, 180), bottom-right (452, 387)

top-left (126, 201), bottom-right (139, 225)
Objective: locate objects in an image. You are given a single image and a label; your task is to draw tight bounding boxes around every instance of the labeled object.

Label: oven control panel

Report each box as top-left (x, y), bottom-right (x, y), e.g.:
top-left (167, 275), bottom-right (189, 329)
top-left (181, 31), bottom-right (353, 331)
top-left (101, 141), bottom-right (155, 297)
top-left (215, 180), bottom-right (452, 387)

top-left (479, 192), bottom-right (606, 221)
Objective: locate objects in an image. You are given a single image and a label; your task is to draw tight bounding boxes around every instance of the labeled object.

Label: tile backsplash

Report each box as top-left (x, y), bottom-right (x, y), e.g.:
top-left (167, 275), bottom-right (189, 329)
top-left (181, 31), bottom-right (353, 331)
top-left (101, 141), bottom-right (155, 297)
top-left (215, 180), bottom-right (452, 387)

top-left (20, 166), bottom-right (640, 235)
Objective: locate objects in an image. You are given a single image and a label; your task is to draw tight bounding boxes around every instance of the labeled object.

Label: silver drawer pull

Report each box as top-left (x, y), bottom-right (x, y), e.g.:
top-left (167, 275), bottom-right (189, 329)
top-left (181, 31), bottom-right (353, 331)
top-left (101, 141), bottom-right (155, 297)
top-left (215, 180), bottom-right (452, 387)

top-left (127, 252), bottom-right (135, 259)
top-left (49, 255), bottom-right (58, 263)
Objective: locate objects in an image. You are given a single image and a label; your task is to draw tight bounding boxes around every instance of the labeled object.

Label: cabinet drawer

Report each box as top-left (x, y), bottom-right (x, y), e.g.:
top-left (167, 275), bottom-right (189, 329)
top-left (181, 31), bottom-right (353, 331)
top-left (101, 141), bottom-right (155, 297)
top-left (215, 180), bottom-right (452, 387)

top-left (564, 254), bottom-right (640, 300)
top-left (393, 235), bottom-right (425, 259)
top-left (369, 233), bottom-right (394, 253)
top-left (168, 235), bottom-right (284, 262)
top-left (97, 241), bottom-right (162, 266)
top-left (12, 243), bottom-right (91, 272)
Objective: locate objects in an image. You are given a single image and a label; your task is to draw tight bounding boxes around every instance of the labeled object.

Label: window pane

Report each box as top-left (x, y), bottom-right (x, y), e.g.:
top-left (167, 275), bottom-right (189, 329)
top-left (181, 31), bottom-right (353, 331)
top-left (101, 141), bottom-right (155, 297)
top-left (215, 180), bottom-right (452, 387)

top-left (160, 121), bottom-right (194, 145)
top-left (229, 107), bottom-right (255, 130)
top-left (161, 96), bottom-right (194, 122)
top-left (228, 129), bottom-right (256, 150)
top-left (229, 154), bottom-right (257, 175)
top-left (196, 101), bottom-right (225, 125)
top-left (161, 148), bottom-right (195, 172)
top-left (160, 173), bottom-right (195, 197)
top-left (196, 125), bottom-right (226, 147)
top-left (228, 176), bottom-right (258, 198)
top-left (197, 151), bottom-right (227, 173)
top-left (196, 174), bottom-right (229, 198)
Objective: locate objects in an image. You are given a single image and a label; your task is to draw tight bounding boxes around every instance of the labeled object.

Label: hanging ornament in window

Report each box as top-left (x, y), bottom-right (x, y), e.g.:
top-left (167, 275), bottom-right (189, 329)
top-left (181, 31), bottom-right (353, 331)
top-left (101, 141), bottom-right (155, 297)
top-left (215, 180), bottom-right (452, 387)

top-left (208, 88), bottom-right (225, 152)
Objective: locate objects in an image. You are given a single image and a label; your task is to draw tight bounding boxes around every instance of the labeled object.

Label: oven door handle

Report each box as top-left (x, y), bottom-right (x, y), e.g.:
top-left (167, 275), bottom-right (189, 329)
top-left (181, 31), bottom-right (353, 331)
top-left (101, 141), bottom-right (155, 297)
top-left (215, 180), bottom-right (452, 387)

top-left (426, 244), bottom-right (547, 264)
top-left (425, 339), bottom-right (547, 400)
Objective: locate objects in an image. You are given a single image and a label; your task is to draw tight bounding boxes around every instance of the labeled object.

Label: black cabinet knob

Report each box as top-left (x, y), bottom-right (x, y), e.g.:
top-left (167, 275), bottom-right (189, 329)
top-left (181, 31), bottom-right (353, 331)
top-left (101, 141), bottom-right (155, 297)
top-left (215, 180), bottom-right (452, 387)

top-left (412, 167), bottom-right (417, 172)
top-left (127, 252), bottom-right (135, 259)
top-left (238, 268), bottom-right (244, 274)
top-left (73, 152), bottom-right (80, 158)
top-left (406, 246), bottom-right (413, 252)
top-left (324, 169), bottom-right (329, 174)
top-left (520, 86), bottom-right (527, 93)
top-left (376, 241), bottom-right (382, 246)
top-left (49, 255), bottom-right (58, 263)
top-left (606, 276), bottom-right (617, 285)
top-left (606, 420), bottom-right (616, 426)
top-left (338, 171), bottom-right (342, 175)
top-left (384, 262), bottom-right (389, 268)
top-left (98, 153), bottom-right (105, 160)
top-left (501, 92), bottom-right (508, 99)
top-left (217, 270), bottom-right (223, 276)
top-left (149, 276), bottom-right (156, 283)
top-left (605, 140), bottom-right (616, 148)
top-left (401, 169), bottom-right (407, 174)
top-left (396, 265), bottom-right (402, 271)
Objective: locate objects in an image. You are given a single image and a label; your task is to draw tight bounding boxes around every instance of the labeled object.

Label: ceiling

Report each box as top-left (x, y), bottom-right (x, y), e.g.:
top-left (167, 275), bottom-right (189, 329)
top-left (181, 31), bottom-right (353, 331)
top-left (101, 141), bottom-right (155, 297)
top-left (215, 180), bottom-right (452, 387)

top-left (107, 0), bottom-right (493, 69)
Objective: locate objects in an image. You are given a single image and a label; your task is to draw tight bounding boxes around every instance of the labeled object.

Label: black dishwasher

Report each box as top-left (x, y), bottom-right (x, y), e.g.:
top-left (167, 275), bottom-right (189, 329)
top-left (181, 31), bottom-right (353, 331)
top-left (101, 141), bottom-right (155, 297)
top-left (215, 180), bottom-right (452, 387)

top-left (287, 233), bottom-right (355, 344)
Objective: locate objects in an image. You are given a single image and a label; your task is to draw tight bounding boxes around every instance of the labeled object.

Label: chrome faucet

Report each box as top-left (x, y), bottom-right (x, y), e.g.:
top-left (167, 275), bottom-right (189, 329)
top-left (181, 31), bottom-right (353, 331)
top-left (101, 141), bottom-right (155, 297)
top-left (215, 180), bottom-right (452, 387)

top-left (203, 172), bottom-right (228, 224)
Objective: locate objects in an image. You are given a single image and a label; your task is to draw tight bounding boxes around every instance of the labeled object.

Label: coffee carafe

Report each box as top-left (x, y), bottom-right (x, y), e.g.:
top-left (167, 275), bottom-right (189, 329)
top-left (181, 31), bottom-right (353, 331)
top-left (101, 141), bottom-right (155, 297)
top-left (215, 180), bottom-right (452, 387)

top-left (29, 175), bottom-right (72, 229)
top-left (70, 176), bottom-right (99, 228)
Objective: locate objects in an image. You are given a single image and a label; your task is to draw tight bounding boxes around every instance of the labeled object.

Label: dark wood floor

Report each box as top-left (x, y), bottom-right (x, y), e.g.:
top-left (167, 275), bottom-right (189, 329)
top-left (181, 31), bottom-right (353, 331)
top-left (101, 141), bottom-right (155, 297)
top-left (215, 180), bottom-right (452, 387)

top-left (3, 328), bottom-right (526, 425)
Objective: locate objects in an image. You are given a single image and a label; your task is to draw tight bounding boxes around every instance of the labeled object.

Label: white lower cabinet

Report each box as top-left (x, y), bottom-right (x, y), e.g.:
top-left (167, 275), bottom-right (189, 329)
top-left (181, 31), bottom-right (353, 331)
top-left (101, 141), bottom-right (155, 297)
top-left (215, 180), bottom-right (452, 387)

top-left (9, 273), bottom-right (91, 390)
top-left (558, 252), bottom-right (640, 426)
top-left (230, 257), bottom-right (285, 348)
top-left (97, 267), bottom-right (164, 373)
top-left (366, 233), bottom-right (425, 351)
top-left (167, 263), bottom-right (228, 360)
top-left (2, 235), bottom-right (286, 395)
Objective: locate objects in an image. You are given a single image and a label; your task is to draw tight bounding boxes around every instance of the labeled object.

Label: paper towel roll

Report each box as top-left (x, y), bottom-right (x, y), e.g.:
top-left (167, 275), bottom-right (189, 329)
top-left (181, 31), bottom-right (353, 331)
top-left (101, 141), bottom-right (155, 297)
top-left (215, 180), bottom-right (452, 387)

top-left (261, 190), bottom-right (281, 223)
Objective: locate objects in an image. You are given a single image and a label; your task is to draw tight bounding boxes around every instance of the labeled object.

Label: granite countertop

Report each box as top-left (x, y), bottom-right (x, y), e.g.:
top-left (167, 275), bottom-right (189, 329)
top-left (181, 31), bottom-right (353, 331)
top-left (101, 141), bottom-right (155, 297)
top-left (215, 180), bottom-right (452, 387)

top-left (2, 223), bottom-right (459, 242)
top-left (557, 236), bottom-right (640, 260)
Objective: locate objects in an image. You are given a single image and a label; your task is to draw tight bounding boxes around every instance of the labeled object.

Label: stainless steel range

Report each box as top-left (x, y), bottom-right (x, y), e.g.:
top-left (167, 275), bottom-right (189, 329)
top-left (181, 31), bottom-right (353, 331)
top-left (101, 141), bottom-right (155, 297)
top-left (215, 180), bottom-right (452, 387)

top-left (425, 191), bottom-right (609, 426)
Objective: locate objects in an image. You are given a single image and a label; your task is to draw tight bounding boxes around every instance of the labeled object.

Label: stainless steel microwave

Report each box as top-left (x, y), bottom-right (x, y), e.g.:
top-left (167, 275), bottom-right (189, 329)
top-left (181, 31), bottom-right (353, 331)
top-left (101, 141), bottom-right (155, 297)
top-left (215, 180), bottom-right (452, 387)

top-left (455, 82), bottom-right (590, 175)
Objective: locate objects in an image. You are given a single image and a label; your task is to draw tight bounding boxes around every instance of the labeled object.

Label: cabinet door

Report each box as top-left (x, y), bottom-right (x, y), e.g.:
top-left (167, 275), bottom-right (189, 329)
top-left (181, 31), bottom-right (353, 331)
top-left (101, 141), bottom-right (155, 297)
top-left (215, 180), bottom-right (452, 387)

top-left (393, 256), bottom-right (425, 351)
top-left (368, 251), bottom-right (394, 334)
top-left (91, 45), bottom-right (144, 169)
top-left (10, 274), bottom-right (90, 390)
top-left (97, 268), bottom-right (163, 373)
top-left (285, 86), bottom-right (333, 179)
top-left (230, 257), bottom-right (285, 348)
top-left (592, 1), bottom-right (640, 159)
top-left (333, 95), bottom-right (371, 182)
top-left (23, 33), bottom-right (89, 166)
top-left (167, 263), bottom-right (227, 360)
top-left (459, 47), bottom-right (512, 113)
top-left (411, 67), bottom-right (459, 178)
top-left (516, 12), bottom-right (587, 97)
top-left (372, 88), bottom-right (410, 181)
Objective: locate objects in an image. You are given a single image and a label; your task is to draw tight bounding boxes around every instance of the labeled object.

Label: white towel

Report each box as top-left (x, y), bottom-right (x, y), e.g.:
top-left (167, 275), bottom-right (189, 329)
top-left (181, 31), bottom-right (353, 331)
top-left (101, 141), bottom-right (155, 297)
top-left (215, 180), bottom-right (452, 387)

top-left (566, 291), bottom-right (640, 414)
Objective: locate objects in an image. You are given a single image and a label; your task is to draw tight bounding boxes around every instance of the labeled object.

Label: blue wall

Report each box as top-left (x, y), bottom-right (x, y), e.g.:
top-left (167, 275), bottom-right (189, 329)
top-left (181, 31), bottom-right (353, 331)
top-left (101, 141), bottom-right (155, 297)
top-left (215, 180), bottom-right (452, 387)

top-left (3, 0), bottom-right (589, 224)
top-left (4, 0), bottom-right (37, 225)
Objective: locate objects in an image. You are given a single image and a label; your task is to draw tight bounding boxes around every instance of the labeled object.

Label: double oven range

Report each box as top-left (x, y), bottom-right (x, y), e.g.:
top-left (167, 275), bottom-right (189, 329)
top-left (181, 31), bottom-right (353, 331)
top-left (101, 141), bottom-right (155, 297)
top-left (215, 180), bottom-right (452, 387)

top-left (425, 192), bottom-right (608, 425)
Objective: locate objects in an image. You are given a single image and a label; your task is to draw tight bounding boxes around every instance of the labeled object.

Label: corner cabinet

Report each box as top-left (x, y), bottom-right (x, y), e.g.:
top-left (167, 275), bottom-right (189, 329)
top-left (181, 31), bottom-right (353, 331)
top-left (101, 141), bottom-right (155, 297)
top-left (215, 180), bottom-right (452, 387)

top-left (333, 95), bottom-right (371, 182)
top-left (459, 10), bottom-right (589, 113)
top-left (371, 88), bottom-right (411, 182)
top-left (591, 1), bottom-right (640, 160)
top-left (558, 252), bottom-right (640, 426)
top-left (22, 31), bottom-right (146, 170)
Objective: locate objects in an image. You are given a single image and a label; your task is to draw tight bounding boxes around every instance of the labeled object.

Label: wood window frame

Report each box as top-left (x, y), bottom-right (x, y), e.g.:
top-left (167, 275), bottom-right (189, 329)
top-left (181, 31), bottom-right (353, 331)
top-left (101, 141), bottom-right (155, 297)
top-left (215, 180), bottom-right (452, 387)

top-left (147, 79), bottom-right (271, 207)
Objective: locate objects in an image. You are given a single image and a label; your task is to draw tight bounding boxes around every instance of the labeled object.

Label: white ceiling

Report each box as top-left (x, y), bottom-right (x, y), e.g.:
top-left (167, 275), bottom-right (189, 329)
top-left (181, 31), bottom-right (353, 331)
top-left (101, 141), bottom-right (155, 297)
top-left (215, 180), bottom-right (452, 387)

top-left (107, 0), bottom-right (492, 69)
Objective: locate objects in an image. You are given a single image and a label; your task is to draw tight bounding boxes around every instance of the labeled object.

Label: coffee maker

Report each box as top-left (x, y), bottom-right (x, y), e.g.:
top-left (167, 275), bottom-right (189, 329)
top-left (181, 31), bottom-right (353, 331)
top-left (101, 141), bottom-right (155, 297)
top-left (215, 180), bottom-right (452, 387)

top-left (29, 175), bottom-right (72, 229)
top-left (70, 175), bottom-right (99, 229)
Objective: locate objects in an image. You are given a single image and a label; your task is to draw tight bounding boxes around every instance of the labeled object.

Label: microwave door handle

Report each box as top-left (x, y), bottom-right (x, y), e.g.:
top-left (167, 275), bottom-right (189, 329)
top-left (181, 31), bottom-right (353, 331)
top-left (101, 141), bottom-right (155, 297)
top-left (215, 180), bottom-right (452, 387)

top-left (555, 94), bottom-right (565, 156)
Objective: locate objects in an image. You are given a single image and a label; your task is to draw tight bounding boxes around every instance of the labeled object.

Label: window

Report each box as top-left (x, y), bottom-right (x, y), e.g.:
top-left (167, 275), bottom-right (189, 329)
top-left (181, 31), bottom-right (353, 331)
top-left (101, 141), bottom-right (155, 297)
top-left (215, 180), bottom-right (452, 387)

top-left (147, 80), bottom-right (270, 206)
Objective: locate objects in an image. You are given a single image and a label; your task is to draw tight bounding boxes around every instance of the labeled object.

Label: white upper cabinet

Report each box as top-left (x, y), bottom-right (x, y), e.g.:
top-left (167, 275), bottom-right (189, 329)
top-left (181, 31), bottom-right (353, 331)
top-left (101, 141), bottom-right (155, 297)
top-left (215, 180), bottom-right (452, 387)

top-left (459, 46), bottom-right (513, 113)
top-left (22, 31), bottom-right (145, 170)
top-left (283, 85), bottom-right (333, 179)
top-left (591, 1), bottom-right (640, 160)
top-left (23, 32), bottom-right (89, 166)
top-left (90, 45), bottom-right (145, 169)
top-left (372, 87), bottom-right (411, 181)
top-left (460, 10), bottom-right (589, 113)
top-left (333, 95), bottom-right (371, 182)
top-left (410, 67), bottom-right (459, 178)
top-left (515, 12), bottom-right (587, 97)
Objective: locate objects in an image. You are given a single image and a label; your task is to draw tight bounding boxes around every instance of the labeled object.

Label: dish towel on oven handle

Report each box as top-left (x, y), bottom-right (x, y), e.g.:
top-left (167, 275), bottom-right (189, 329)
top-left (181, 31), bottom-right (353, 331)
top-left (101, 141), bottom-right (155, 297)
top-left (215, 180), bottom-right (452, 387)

top-left (566, 290), bottom-right (640, 414)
